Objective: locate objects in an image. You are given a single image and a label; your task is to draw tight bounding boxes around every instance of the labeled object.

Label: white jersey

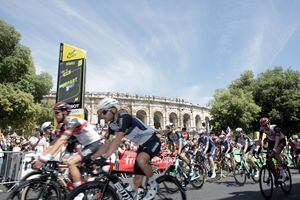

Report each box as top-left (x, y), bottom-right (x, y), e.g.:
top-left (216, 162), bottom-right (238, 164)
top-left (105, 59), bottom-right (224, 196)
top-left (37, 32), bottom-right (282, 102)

top-left (260, 125), bottom-right (284, 141)
top-left (63, 117), bottom-right (100, 147)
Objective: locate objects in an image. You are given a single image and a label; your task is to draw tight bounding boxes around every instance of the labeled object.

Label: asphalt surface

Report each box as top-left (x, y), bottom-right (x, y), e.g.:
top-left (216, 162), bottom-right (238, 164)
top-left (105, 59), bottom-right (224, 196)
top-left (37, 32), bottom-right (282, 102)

top-left (0, 168), bottom-right (299, 200)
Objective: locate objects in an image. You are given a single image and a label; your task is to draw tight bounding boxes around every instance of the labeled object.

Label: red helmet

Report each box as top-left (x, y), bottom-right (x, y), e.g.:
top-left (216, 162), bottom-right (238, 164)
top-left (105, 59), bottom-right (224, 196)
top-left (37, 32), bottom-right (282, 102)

top-left (54, 102), bottom-right (71, 113)
top-left (259, 117), bottom-right (269, 126)
top-left (211, 136), bottom-right (218, 142)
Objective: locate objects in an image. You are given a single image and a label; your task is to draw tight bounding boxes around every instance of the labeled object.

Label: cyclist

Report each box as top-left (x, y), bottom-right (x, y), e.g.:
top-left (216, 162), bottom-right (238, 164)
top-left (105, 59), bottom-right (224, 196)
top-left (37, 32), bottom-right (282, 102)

top-left (259, 117), bottom-right (286, 181)
top-left (33, 102), bottom-right (101, 188)
top-left (167, 124), bottom-right (194, 185)
top-left (234, 128), bottom-right (258, 177)
top-left (198, 130), bottom-right (216, 178)
top-left (93, 97), bottom-right (161, 200)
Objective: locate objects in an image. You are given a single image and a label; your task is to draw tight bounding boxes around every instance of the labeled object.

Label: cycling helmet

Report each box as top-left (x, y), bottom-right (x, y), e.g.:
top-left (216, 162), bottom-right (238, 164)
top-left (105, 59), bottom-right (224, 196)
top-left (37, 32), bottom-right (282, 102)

top-left (219, 134), bottom-right (226, 139)
top-left (235, 128), bottom-right (243, 132)
top-left (198, 130), bottom-right (206, 136)
top-left (165, 123), bottom-right (174, 129)
top-left (97, 98), bottom-right (119, 110)
top-left (292, 135), bottom-right (298, 140)
top-left (41, 121), bottom-right (53, 131)
top-left (54, 102), bottom-right (71, 113)
top-left (211, 136), bottom-right (218, 142)
top-left (259, 117), bottom-right (269, 126)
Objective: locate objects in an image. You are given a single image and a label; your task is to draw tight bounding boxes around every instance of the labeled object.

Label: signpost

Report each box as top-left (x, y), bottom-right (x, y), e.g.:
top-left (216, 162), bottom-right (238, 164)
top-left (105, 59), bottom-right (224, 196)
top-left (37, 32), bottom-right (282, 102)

top-left (56, 43), bottom-right (86, 119)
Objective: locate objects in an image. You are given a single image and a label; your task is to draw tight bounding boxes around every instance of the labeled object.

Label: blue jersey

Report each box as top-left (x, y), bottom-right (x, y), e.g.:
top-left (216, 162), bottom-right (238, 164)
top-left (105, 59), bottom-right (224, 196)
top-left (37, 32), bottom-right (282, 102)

top-left (198, 136), bottom-right (215, 148)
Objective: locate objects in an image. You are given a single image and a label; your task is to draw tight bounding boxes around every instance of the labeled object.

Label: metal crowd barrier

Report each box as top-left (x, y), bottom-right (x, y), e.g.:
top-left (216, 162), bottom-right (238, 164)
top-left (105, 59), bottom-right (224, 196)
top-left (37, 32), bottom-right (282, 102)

top-left (0, 151), bottom-right (39, 192)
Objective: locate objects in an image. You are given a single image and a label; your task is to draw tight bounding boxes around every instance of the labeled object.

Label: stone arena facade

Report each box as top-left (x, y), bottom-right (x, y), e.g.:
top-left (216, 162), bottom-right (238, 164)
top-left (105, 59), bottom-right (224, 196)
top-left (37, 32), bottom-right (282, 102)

top-left (43, 92), bottom-right (211, 131)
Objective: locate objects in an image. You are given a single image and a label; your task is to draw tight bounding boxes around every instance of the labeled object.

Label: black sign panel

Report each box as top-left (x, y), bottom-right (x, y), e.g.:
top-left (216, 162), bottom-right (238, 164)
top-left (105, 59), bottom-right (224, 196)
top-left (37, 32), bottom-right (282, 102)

top-left (56, 58), bottom-right (85, 109)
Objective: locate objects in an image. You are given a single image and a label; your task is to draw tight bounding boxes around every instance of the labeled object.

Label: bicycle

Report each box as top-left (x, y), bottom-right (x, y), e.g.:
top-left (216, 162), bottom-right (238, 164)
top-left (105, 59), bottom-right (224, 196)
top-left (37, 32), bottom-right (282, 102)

top-left (259, 151), bottom-right (292, 199)
top-left (67, 160), bottom-right (187, 200)
top-left (164, 154), bottom-right (206, 189)
top-left (214, 153), bottom-right (233, 180)
top-left (233, 153), bottom-right (259, 186)
top-left (8, 160), bottom-right (101, 200)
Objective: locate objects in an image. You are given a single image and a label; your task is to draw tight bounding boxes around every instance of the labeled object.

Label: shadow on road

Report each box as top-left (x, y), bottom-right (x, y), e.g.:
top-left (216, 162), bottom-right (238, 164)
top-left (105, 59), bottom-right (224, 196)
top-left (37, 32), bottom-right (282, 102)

top-left (218, 182), bottom-right (300, 200)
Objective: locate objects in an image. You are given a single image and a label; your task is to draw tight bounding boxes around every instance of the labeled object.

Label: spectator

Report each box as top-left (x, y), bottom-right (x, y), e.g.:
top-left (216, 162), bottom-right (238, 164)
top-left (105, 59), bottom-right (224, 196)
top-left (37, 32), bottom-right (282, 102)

top-left (0, 129), bottom-right (7, 172)
top-left (28, 128), bottom-right (49, 153)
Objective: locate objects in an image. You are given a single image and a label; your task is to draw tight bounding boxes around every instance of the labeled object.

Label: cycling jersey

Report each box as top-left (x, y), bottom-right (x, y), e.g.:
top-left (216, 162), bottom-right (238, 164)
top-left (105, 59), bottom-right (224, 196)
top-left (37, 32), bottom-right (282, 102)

top-left (234, 135), bottom-right (253, 147)
top-left (219, 138), bottom-right (232, 152)
top-left (198, 136), bottom-right (215, 148)
top-left (259, 125), bottom-right (284, 141)
top-left (63, 117), bottom-right (100, 147)
top-left (167, 131), bottom-right (183, 147)
top-left (108, 113), bottom-right (155, 145)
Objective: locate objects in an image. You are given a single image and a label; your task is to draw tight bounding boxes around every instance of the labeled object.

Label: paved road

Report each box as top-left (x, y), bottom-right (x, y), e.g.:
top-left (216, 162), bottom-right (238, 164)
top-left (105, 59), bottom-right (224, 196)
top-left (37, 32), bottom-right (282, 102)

top-left (184, 168), bottom-right (300, 200)
top-left (0, 169), bottom-right (299, 200)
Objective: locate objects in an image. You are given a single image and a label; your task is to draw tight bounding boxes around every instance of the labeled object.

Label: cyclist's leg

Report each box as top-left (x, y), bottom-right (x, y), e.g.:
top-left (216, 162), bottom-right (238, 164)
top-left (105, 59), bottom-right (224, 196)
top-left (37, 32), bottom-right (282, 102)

top-left (69, 141), bottom-right (101, 187)
top-left (208, 145), bottom-right (216, 177)
top-left (134, 135), bottom-right (161, 200)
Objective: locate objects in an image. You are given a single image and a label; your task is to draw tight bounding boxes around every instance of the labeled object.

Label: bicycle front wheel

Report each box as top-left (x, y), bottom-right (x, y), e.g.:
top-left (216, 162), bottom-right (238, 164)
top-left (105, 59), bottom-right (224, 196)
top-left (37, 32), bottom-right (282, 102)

top-left (66, 181), bottom-right (119, 200)
top-left (8, 178), bottom-right (61, 200)
top-left (190, 164), bottom-right (206, 189)
top-left (259, 165), bottom-right (273, 199)
top-left (156, 174), bottom-right (187, 200)
top-left (280, 165), bottom-right (292, 194)
top-left (233, 163), bottom-right (247, 186)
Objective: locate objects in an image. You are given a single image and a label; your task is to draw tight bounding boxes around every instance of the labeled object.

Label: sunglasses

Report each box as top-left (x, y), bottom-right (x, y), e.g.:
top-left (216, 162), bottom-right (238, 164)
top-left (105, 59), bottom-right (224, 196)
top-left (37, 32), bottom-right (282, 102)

top-left (102, 110), bottom-right (109, 115)
top-left (55, 111), bottom-right (62, 115)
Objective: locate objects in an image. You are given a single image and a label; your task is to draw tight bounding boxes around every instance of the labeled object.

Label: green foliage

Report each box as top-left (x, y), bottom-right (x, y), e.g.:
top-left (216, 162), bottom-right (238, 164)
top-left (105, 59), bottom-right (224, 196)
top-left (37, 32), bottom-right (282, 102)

top-left (36, 103), bottom-right (54, 126)
top-left (211, 67), bottom-right (300, 136)
top-left (0, 84), bottom-right (40, 133)
top-left (0, 20), bottom-right (20, 60)
top-left (0, 19), bottom-right (53, 133)
top-left (210, 89), bottom-right (261, 132)
top-left (253, 67), bottom-right (300, 136)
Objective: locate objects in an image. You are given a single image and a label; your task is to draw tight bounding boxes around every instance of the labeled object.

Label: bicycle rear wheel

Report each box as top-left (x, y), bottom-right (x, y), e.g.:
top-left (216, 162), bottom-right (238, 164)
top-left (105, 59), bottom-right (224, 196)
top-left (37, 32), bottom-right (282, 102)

top-left (156, 174), bottom-right (186, 200)
top-left (280, 165), bottom-right (292, 194)
top-left (66, 181), bottom-right (119, 200)
top-left (233, 163), bottom-right (247, 186)
top-left (259, 165), bottom-right (273, 199)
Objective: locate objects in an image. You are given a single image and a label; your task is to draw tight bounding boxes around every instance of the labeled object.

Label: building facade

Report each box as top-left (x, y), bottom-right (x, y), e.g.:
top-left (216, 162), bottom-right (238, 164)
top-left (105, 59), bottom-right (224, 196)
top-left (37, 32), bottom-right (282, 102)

top-left (43, 92), bottom-right (211, 131)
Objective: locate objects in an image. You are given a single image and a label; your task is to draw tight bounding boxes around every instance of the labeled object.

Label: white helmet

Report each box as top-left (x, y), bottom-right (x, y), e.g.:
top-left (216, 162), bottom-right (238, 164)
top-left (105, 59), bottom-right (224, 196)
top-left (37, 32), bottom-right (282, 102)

top-left (97, 97), bottom-right (119, 110)
top-left (235, 128), bottom-right (243, 132)
top-left (41, 121), bottom-right (53, 131)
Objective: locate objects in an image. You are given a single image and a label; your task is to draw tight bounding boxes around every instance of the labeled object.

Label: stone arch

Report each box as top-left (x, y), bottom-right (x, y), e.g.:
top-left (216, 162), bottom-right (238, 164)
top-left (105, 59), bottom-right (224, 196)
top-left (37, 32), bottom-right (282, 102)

top-left (183, 113), bottom-right (191, 130)
top-left (154, 111), bottom-right (164, 129)
top-left (195, 115), bottom-right (201, 131)
top-left (169, 112), bottom-right (178, 128)
top-left (205, 116), bottom-right (210, 132)
top-left (136, 110), bottom-right (147, 124)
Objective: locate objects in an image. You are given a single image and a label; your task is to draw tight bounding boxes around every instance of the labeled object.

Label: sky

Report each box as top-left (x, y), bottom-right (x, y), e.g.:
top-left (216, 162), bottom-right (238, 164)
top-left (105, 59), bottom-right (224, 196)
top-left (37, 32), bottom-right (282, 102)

top-left (0, 0), bottom-right (300, 106)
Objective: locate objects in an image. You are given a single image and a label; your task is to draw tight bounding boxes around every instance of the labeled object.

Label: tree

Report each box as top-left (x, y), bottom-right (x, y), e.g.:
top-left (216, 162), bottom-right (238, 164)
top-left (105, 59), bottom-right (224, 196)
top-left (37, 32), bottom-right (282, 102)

top-left (211, 67), bottom-right (300, 136)
top-left (253, 67), bottom-right (300, 136)
top-left (210, 88), bottom-right (261, 132)
top-left (229, 70), bottom-right (255, 93)
top-left (0, 20), bottom-right (53, 133)
top-left (0, 84), bottom-right (40, 133)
